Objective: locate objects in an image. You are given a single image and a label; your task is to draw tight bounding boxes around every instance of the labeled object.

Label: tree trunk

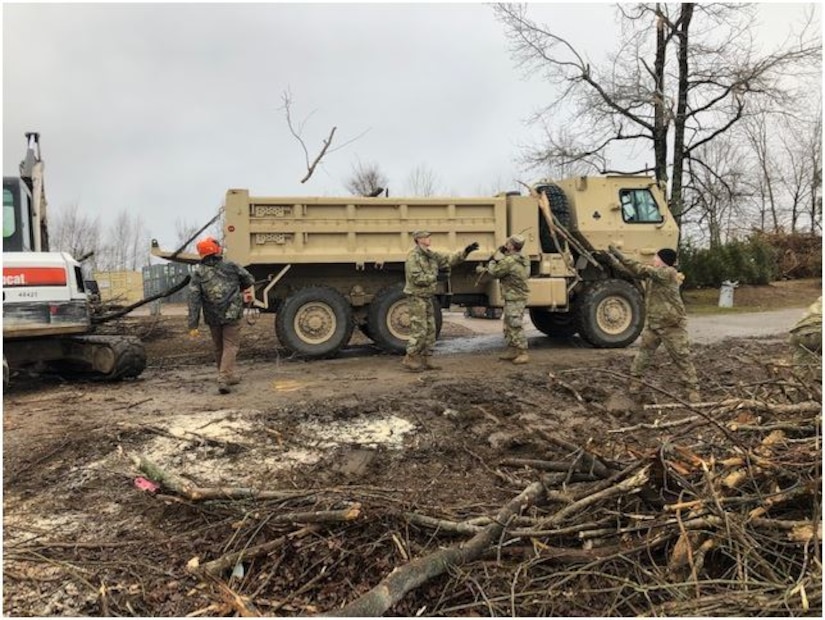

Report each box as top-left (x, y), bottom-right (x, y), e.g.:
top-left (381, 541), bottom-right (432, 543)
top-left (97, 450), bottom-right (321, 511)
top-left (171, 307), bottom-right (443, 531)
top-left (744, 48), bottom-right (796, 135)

top-left (670, 3), bottom-right (694, 225)
top-left (653, 4), bottom-right (669, 185)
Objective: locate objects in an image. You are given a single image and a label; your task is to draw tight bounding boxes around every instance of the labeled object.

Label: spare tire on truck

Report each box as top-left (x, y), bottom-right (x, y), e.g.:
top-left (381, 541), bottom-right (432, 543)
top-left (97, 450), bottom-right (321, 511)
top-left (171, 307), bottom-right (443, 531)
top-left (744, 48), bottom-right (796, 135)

top-left (575, 279), bottom-right (644, 348)
top-left (536, 183), bottom-right (572, 253)
top-left (366, 283), bottom-right (443, 354)
top-left (275, 286), bottom-right (354, 358)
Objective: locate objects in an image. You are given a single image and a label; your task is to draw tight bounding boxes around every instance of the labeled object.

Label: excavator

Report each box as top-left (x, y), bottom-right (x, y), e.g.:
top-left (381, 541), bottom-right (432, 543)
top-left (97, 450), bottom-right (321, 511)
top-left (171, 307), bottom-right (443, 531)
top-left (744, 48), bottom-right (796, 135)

top-left (2, 132), bottom-right (155, 387)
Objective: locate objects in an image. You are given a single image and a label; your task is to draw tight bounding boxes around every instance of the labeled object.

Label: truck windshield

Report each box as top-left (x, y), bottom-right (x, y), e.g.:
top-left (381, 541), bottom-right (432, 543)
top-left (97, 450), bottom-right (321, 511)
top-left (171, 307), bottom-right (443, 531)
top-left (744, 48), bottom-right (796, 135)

top-left (619, 189), bottom-right (664, 224)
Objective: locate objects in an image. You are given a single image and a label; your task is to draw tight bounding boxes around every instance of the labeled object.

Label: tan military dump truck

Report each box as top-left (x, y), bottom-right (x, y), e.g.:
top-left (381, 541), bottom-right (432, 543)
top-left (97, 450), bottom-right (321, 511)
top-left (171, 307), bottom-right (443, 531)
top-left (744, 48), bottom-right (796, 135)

top-left (152, 176), bottom-right (679, 358)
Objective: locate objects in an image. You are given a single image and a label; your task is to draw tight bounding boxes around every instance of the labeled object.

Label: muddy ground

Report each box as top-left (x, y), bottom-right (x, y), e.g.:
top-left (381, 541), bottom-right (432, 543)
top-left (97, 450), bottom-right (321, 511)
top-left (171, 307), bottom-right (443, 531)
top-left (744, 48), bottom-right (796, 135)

top-left (3, 281), bottom-right (821, 616)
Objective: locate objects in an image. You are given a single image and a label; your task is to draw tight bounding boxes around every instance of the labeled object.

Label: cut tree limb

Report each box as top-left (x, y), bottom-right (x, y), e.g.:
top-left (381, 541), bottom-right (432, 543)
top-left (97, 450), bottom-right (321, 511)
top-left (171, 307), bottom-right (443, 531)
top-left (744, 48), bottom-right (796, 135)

top-left (132, 454), bottom-right (315, 503)
top-left (198, 526), bottom-right (319, 577)
top-left (325, 474), bottom-right (552, 616)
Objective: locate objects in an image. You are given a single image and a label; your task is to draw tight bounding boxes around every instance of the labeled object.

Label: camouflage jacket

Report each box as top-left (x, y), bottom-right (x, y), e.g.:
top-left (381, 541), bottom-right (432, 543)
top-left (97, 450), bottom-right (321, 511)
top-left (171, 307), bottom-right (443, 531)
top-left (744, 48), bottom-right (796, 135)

top-left (188, 255), bottom-right (255, 328)
top-left (404, 245), bottom-right (466, 298)
top-left (486, 252), bottom-right (530, 302)
top-left (790, 296), bottom-right (822, 336)
top-left (614, 255), bottom-right (687, 329)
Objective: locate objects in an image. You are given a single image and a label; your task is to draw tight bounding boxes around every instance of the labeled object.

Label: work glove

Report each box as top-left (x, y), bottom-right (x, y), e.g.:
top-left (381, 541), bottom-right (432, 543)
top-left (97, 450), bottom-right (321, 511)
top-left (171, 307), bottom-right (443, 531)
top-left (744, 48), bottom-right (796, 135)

top-left (189, 328), bottom-right (200, 338)
top-left (463, 241), bottom-right (480, 256)
top-left (607, 244), bottom-right (624, 260)
top-left (475, 264), bottom-right (487, 275)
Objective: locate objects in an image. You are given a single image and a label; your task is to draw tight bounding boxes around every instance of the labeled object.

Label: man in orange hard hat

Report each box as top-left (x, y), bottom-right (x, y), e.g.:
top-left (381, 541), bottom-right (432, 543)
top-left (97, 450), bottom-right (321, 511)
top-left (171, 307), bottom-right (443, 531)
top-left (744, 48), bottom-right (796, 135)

top-left (188, 236), bottom-right (255, 394)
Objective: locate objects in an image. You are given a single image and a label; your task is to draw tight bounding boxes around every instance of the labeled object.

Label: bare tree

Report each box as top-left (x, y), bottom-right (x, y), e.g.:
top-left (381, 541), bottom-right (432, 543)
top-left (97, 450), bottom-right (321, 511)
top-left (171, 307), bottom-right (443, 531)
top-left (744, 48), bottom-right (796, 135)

top-left (345, 161), bottom-right (388, 196)
top-left (493, 3), bottom-right (821, 225)
top-left (682, 139), bottom-right (751, 248)
top-left (742, 112), bottom-right (781, 232)
top-left (280, 89), bottom-right (369, 184)
top-left (404, 164), bottom-right (442, 196)
top-left (50, 202), bottom-right (101, 269)
top-left (98, 210), bottom-right (149, 271)
top-left (173, 217), bottom-right (201, 254)
top-left (778, 102), bottom-right (823, 233)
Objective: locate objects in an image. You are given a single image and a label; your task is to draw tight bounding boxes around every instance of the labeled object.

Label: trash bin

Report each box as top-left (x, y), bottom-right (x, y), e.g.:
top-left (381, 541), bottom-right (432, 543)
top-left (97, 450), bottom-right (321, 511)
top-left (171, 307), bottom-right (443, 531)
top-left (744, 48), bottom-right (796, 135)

top-left (718, 280), bottom-right (739, 308)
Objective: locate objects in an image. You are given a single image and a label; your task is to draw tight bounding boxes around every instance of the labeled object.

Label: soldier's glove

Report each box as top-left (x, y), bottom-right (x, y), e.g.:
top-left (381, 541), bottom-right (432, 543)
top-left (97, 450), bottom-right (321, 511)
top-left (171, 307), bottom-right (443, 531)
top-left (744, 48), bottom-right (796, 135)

top-left (189, 328), bottom-right (200, 338)
top-left (475, 264), bottom-right (487, 274)
top-left (607, 244), bottom-right (625, 260)
top-left (463, 241), bottom-right (480, 257)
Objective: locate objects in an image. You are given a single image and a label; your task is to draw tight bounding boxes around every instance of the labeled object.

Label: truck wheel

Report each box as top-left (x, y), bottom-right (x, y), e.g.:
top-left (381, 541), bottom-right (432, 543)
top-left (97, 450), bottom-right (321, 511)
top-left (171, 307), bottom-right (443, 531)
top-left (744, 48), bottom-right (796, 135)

top-left (367, 284), bottom-right (443, 354)
top-left (576, 279), bottom-right (644, 348)
top-left (275, 286), bottom-right (354, 358)
top-left (529, 308), bottom-right (578, 338)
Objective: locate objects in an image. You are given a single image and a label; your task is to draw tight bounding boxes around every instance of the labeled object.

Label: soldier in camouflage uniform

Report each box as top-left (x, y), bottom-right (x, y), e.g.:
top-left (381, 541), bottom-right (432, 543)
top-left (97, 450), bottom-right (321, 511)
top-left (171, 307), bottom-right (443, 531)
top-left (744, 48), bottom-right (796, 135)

top-left (482, 234), bottom-right (531, 364)
top-left (402, 231), bottom-right (478, 371)
top-left (608, 245), bottom-right (700, 403)
top-left (789, 295), bottom-right (822, 367)
top-left (188, 236), bottom-right (255, 394)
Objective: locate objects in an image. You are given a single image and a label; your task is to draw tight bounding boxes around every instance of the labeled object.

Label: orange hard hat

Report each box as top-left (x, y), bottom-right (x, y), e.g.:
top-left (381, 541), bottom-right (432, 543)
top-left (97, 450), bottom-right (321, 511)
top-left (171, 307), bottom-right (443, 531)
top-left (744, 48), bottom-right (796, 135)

top-left (196, 236), bottom-right (221, 257)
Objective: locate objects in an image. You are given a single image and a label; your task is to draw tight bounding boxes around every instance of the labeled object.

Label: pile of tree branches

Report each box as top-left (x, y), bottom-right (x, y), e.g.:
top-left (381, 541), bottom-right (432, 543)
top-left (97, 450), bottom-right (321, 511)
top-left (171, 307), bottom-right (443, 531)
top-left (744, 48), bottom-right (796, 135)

top-left (5, 349), bottom-right (820, 616)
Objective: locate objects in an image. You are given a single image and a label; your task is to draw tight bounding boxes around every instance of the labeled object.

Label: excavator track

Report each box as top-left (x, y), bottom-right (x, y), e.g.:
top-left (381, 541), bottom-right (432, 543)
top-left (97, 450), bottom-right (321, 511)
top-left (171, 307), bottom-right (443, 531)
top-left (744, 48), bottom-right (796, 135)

top-left (61, 334), bottom-right (147, 379)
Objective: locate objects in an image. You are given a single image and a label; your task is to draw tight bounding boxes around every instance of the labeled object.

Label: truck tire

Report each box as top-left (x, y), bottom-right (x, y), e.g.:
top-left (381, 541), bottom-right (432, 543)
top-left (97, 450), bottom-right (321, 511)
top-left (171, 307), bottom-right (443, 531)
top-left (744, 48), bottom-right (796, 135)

top-left (529, 308), bottom-right (578, 338)
top-left (537, 183), bottom-right (572, 253)
top-left (275, 286), bottom-right (354, 358)
top-left (367, 283), bottom-right (443, 354)
top-left (576, 279), bottom-right (644, 348)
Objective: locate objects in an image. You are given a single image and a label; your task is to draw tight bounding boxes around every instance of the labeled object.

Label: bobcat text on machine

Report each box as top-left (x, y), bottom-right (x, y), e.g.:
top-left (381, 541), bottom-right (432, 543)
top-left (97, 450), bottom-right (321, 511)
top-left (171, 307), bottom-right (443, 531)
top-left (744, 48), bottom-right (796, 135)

top-left (2, 132), bottom-right (146, 387)
top-left (152, 176), bottom-right (680, 359)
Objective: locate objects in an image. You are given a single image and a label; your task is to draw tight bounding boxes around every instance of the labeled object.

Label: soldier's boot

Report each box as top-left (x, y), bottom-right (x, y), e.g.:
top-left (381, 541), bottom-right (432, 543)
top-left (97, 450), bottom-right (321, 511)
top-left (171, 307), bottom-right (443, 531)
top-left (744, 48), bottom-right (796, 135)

top-left (499, 346), bottom-right (519, 361)
top-left (226, 375), bottom-right (242, 386)
top-left (687, 388), bottom-right (701, 404)
top-left (401, 354), bottom-right (423, 372)
top-left (628, 379), bottom-right (643, 396)
top-left (512, 350), bottom-right (530, 365)
top-left (421, 355), bottom-right (441, 371)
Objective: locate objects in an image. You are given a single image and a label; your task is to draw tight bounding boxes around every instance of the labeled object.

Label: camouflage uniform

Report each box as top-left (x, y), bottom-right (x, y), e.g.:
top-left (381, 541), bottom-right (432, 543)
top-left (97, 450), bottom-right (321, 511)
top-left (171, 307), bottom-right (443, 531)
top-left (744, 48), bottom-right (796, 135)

top-left (789, 296), bottom-right (822, 366)
top-left (486, 251), bottom-right (530, 351)
top-left (403, 245), bottom-right (466, 356)
top-left (613, 253), bottom-right (699, 394)
top-left (188, 255), bottom-right (255, 387)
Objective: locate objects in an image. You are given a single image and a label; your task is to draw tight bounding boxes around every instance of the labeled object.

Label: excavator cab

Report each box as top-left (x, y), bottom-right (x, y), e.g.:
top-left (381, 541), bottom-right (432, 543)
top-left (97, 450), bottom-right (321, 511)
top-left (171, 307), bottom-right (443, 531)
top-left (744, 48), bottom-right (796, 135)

top-left (3, 132), bottom-right (48, 253)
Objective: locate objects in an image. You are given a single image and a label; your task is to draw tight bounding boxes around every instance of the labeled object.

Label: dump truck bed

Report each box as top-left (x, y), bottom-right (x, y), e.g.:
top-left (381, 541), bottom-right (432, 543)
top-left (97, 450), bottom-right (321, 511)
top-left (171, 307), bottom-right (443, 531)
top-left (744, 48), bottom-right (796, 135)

top-left (223, 190), bottom-right (507, 266)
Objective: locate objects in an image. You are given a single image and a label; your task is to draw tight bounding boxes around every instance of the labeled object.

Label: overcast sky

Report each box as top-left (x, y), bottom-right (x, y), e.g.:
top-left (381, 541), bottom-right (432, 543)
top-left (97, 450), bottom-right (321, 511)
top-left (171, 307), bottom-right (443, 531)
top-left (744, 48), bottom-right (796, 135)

top-left (2, 2), bottom-right (817, 250)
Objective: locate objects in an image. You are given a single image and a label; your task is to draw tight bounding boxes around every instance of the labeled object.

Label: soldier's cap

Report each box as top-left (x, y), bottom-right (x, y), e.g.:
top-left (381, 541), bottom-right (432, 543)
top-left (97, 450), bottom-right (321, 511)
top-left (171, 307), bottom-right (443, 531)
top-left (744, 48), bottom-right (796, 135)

top-left (507, 234), bottom-right (526, 249)
top-left (657, 248), bottom-right (677, 266)
top-left (412, 230), bottom-right (431, 240)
